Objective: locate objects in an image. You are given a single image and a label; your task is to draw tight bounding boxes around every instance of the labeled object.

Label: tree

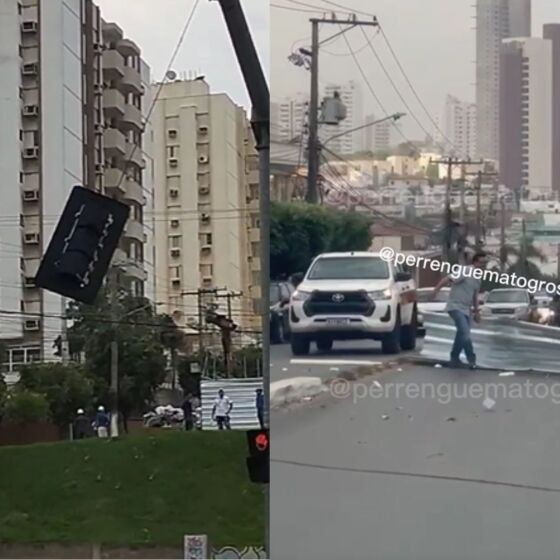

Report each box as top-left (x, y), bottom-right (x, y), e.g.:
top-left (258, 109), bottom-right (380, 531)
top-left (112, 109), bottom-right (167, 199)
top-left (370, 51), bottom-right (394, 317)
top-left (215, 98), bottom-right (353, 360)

top-left (17, 362), bottom-right (94, 427)
top-left (66, 288), bottom-right (168, 427)
top-left (4, 390), bottom-right (50, 425)
top-left (270, 202), bottom-right (373, 278)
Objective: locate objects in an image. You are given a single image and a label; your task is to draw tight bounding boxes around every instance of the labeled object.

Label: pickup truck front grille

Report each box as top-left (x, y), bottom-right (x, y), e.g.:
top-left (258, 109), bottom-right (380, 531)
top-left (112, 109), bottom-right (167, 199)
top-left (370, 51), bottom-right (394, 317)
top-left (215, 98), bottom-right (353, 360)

top-left (303, 290), bottom-right (374, 317)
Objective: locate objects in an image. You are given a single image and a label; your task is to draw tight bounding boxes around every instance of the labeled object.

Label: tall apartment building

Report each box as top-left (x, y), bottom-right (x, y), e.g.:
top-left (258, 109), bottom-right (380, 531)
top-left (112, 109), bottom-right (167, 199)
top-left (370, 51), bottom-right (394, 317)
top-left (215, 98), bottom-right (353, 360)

top-left (321, 80), bottom-right (363, 154)
top-left (101, 21), bottom-right (154, 301)
top-left (151, 80), bottom-right (260, 337)
top-left (500, 37), bottom-right (553, 199)
top-left (363, 113), bottom-right (392, 153)
top-left (476, 0), bottom-right (531, 161)
top-left (437, 94), bottom-right (477, 159)
top-left (270, 92), bottom-right (308, 144)
top-left (0, 0), bottom-right (152, 375)
top-left (543, 24), bottom-right (560, 195)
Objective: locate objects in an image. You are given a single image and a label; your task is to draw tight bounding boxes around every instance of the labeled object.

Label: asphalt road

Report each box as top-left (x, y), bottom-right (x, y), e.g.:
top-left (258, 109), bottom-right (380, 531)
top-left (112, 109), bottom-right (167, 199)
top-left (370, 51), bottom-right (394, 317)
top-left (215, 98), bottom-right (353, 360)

top-left (270, 340), bottom-right (423, 382)
top-left (271, 363), bottom-right (560, 560)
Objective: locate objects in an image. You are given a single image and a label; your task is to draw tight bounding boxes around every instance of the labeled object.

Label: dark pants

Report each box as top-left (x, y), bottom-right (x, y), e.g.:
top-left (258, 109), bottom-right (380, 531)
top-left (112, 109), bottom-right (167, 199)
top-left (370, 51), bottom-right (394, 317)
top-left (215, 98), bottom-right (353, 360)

top-left (184, 417), bottom-right (193, 431)
top-left (257, 410), bottom-right (264, 429)
top-left (216, 416), bottom-right (231, 430)
top-left (448, 310), bottom-right (476, 365)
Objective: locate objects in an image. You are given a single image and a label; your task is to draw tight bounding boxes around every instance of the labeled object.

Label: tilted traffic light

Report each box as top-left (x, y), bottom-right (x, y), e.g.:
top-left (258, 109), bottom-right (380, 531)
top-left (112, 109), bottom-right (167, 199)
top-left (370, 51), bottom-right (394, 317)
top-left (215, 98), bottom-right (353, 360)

top-left (35, 186), bottom-right (129, 304)
top-left (246, 429), bottom-right (269, 483)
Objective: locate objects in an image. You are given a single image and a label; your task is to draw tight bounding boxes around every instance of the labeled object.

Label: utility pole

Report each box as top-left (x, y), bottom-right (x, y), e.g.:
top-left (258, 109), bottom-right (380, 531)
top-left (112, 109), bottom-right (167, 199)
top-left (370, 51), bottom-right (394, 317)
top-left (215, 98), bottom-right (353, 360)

top-left (431, 157), bottom-right (484, 261)
top-left (305, 15), bottom-right (379, 203)
top-left (109, 267), bottom-right (119, 439)
top-left (557, 243), bottom-right (560, 279)
top-left (500, 196), bottom-right (506, 272)
top-left (464, 169), bottom-right (498, 248)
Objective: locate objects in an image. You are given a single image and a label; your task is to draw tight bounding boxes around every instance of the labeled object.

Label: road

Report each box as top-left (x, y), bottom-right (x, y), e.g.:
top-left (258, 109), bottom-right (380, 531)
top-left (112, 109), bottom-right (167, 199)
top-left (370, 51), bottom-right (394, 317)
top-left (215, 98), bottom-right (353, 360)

top-left (271, 363), bottom-right (560, 560)
top-left (270, 340), bottom-right (422, 382)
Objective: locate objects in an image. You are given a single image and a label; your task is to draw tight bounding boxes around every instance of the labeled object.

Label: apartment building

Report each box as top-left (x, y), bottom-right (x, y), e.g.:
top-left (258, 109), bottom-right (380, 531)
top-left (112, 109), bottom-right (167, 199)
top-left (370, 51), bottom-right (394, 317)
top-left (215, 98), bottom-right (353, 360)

top-left (271, 92), bottom-right (308, 144)
top-left (363, 113), bottom-right (393, 153)
top-left (500, 37), bottom-right (553, 199)
top-left (476, 0), bottom-right (531, 160)
top-left (0, 0), bottom-right (152, 375)
top-left (151, 79), bottom-right (260, 337)
top-left (437, 95), bottom-right (477, 159)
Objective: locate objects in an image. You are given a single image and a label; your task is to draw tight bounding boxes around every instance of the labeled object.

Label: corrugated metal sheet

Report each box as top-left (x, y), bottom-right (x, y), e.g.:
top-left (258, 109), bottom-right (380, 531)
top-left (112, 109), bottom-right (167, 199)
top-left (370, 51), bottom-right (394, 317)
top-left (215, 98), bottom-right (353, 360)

top-left (201, 377), bottom-right (263, 430)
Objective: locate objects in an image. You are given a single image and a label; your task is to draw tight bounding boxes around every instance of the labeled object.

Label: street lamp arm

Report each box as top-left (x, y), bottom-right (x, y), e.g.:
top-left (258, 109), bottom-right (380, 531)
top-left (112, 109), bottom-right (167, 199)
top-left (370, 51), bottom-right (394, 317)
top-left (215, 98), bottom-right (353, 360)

top-left (322, 112), bottom-right (405, 146)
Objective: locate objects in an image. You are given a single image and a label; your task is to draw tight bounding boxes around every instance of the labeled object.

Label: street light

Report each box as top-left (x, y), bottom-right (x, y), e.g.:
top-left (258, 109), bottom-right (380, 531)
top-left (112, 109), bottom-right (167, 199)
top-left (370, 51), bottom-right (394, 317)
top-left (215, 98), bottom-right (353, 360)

top-left (322, 112), bottom-right (405, 146)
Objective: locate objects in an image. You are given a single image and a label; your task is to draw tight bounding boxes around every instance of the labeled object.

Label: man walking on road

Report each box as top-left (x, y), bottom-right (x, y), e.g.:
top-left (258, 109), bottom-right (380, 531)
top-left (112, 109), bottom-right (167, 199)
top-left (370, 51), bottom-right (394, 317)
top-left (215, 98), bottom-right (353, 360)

top-left (433, 251), bottom-right (488, 369)
top-left (73, 408), bottom-right (90, 439)
top-left (212, 389), bottom-right (233, 430)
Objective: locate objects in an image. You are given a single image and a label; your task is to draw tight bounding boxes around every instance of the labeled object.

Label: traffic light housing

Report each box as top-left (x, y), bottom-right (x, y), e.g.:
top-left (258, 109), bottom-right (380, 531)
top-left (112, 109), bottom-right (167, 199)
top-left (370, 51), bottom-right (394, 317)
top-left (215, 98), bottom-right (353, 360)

top-left (246, 429), bottom-right (269, 483)
top-left (35, 186), bottom-right (129, 304)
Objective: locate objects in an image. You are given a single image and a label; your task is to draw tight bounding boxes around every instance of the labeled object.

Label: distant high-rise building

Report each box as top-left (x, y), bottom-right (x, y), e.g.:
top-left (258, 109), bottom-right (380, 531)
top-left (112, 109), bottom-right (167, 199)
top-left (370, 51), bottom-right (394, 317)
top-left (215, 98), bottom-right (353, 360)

top-left (543, 24), bottom-right (560, 194)
top-left (321, 80), bottom-right (363, 154)
top-left (270, 93), bottom-right (308, 144)
top-left (476, 0), bottom-right (531, 160)
top-left (364, 114), bottom-right (392, 153)
top-left (500, 37), bottom-right (552, 199)
top-left (437, 95), bottom-right (477, 159)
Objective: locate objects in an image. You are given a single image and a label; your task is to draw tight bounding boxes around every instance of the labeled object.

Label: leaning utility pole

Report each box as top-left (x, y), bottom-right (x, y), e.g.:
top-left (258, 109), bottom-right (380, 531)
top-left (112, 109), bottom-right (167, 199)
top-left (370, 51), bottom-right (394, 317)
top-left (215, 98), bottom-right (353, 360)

top-left (305, 14), bottom-right (379, 204)
top-left (500, 196), bottom-right (506, 272)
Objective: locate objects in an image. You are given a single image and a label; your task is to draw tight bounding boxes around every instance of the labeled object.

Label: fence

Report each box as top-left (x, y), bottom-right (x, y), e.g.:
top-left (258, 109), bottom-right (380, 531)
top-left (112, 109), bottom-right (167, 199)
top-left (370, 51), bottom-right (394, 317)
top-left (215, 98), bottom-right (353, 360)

top-left (200, 377), bottom-right (263, 430)
top-left (421, 311), bottom-right (560, 373)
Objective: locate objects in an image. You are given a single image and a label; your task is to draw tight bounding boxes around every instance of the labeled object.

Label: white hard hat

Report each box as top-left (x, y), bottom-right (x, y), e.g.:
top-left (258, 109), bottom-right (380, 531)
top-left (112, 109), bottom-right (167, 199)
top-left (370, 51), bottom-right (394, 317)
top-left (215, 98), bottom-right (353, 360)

top-left (77, 408), bottom-right (84, 415)
top-left (98, 405), bottom-right (105, 412)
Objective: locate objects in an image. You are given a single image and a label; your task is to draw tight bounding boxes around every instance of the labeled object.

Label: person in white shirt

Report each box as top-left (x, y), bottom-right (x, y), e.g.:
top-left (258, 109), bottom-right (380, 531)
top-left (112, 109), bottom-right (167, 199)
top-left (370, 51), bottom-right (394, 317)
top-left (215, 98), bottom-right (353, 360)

top-left (212, 389), bottom-right (233, 430)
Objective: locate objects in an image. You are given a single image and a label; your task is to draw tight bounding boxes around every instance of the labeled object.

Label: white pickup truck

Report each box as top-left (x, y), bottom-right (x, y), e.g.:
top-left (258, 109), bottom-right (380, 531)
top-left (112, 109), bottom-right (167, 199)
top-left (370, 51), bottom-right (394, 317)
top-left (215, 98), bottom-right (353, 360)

top-left (289, 251), bottom-right (419, 355)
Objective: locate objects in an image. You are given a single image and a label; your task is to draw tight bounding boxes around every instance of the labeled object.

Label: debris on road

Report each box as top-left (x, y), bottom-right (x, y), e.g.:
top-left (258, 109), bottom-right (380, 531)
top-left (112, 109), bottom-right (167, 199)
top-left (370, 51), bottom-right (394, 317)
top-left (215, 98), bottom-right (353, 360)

top-left (446, 417), bottom-right (456, 422)
top-left (397, 367), bottom-right (403, 372)
top-left (499, 371), bottom-right (515, 377)
top-left (381, 414), bottom-right (390, 420)
top-left (373, 380), bottom-right (382, 389)
top-left (434, 363), bottom-right (442, 368)
top-left (303, 396), bottom-right (312, 401)
top-left (329, 367), bottom-right (340, 372)
top-left (426, 452), bottom-right (445, 459)
top-left (483, 397), bottom-right (496, 411)
top-left (395, 406), bottom-right (403, 411)
top-left (282, 367), bottom-right (288, 372)
top-left (408, 415), bottom-right (413, 420)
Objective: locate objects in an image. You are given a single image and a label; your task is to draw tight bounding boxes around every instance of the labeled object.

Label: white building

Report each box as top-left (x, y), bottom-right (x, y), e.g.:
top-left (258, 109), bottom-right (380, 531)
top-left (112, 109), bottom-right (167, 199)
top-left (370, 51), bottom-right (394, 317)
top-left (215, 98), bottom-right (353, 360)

top-left (363, 113), bottom-right (393, 152)
top-left (321, 80), bottom-right (363, 155)
top-left (500, 37), bottom-right (553, 198)
top-left (476, 0), bottom-right (531, 160)
top-left (271, 92), bottom-right (308, 144)
top-left (437, 95), bottom-right (477, 159)
top-left (151, 79), bottom-right (260, 335)
top-left (0, 0), bottom-right (153, 375)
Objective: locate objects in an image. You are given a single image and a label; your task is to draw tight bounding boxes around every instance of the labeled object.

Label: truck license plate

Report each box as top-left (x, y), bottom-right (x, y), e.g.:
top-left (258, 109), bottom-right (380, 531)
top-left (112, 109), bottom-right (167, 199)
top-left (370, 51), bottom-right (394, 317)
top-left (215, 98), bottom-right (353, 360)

top-left (327, 318), bottom-right (350, 326)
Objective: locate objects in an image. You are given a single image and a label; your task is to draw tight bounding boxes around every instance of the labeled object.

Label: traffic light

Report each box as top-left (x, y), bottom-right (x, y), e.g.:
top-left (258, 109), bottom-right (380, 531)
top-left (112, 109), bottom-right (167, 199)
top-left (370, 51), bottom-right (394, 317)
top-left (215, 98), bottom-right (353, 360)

top-left (246, 429), bottom-right (269, 483)
top-left (35, 186), bottom-right (129, 304)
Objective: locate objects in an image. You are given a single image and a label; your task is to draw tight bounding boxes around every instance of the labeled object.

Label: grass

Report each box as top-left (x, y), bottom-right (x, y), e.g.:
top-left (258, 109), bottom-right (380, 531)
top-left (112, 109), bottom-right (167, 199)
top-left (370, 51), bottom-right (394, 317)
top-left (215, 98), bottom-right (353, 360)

top-left (0, 430), bottom-right (264, 548)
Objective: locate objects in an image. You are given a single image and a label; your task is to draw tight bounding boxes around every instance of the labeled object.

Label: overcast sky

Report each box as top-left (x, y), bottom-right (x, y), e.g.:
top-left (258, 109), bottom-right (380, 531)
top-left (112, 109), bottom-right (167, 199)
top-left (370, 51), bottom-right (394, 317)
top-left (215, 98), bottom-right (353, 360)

top-left (271, 0), bottom-right (560, 138)
top-left (95, 0), bottom-right (269, 110)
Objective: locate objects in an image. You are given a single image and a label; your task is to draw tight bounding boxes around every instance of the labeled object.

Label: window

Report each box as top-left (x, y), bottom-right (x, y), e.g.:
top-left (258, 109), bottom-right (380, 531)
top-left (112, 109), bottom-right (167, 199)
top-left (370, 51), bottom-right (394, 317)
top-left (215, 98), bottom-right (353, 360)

top-left (170, 235), bottom-right (182, 248)
top-left (167, 146), bottom-right (176, 158)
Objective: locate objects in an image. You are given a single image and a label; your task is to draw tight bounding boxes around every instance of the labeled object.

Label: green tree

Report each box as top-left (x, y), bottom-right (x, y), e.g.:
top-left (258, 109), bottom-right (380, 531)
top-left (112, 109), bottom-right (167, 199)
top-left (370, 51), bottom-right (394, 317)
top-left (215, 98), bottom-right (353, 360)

top-left (270, 202), bottom-right (373, 278)
top-left (66, 289), bottom-right (167, 427)
top-left (4, 389), bottom-right (50, 424)
top-left (17, 362), bottom-right (93, 427)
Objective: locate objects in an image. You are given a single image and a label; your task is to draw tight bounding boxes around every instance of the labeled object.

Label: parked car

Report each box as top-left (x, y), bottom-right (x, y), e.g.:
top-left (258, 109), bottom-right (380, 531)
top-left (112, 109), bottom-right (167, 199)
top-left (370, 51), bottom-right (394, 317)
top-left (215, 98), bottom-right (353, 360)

top-left (289, 251), bottom-right (418, 355)
top-left (480, 288), bottom-right (534, 321)
top-left (417, 287), bottom-right (450, 313)
top-left (270, 280), bottom-right (294, 343)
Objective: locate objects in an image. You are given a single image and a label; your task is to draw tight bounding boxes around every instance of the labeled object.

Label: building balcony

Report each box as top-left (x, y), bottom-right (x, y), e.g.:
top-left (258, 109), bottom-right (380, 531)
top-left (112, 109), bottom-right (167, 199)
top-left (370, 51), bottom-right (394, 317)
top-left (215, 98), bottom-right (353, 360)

top-left (104, 167), bottom-right (127, 195)
top-left (102, 49), bottom-right (124, 79)
top-left (123, 176), bottom-right (146, 205)
top-left (117, 38), bottom-right (140, 57)
top-left (103, 88), bottom-right (125, 118)
top-left (124, 218), bottom-right (145, 243)
top-left (121, 102), bottom-right (143, 131)
top-left (103, 21), bottom-right (124, 43)
top-left (104, 128), bottom-right (126, 157)
top-left (121, 65), bottom-right (143, 94)
top-left (125, 142), bottom-right (145, 169)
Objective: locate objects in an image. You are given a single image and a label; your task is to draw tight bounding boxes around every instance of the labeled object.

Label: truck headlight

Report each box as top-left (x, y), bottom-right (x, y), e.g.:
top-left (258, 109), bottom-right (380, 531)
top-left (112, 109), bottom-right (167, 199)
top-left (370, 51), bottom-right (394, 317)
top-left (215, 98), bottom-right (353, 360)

top-left (292, 290), bottom-right (311, 302)
top-left (368, 288), bottom-right (392, 301)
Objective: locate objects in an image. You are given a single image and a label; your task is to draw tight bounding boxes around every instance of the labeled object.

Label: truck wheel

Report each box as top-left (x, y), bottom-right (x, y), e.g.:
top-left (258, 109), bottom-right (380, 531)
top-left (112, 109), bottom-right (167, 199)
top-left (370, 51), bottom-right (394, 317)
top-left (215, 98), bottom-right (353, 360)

top-left (316, 338), bottom-right (333, 352)
top-left (291, 334), bottom-right (310, 356)
top-left (400, 307), bottom-right (417, 351)
top-left (382, 309), bottom-right (401, 354)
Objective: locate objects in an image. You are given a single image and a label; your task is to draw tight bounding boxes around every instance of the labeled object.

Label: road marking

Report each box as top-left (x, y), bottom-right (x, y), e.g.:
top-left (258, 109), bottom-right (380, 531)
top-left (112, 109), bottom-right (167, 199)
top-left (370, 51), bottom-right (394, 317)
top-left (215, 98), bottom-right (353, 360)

top-left (290, 359), bottom-right (383, 366)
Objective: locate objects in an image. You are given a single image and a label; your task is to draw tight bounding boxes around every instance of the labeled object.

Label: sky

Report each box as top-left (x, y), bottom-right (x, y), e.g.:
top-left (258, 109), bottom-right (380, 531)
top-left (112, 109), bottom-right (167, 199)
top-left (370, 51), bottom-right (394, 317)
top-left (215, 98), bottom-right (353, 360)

top-left (270, 0), bottom-right (560, 138)
top-left (95, 0), bottom-right (269, 110)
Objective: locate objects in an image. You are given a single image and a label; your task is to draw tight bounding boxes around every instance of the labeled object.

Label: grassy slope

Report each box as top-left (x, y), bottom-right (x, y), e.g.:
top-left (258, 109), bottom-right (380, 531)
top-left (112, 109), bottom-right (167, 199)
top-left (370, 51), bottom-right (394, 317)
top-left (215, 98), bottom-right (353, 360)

top-left (0, 431), bottom-right (264, 548)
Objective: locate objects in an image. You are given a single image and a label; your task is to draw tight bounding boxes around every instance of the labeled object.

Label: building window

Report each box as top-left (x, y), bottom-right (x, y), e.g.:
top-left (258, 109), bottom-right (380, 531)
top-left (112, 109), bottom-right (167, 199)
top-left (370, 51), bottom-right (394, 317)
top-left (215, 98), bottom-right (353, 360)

top-left (170, 235), bottom-right (182, 248)
top-left (167, 146), bottom-right (176, 158)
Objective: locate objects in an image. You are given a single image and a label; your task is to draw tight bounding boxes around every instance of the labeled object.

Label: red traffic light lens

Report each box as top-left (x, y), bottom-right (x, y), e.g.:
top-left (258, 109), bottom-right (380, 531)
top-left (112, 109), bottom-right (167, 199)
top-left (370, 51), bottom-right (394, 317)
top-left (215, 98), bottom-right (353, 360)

top-left (255, 433), bottom-right (268, 451)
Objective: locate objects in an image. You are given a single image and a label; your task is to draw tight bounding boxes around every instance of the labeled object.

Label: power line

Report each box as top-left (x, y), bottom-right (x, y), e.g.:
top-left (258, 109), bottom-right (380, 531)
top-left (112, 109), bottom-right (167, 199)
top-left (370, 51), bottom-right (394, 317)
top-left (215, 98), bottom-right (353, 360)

top-left (283, 0), bottom-right (352, 14)
top-left (317, 0), bottom-right (376, 18)
top-left (271, 3), bottom-right (326, 14)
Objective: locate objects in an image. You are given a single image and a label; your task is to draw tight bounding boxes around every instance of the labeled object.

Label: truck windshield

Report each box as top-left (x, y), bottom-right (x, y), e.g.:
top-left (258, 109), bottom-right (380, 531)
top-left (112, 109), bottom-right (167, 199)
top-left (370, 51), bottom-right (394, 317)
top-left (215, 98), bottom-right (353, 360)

top-left (308, 257), bottom-right (390, 280)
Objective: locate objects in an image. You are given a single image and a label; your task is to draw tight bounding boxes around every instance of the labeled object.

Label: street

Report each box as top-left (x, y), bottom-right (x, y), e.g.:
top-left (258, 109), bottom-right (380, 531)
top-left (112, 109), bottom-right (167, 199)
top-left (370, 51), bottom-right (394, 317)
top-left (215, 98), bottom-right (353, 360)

top-left (271, 363), bottom-right (560, 560)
